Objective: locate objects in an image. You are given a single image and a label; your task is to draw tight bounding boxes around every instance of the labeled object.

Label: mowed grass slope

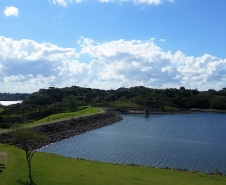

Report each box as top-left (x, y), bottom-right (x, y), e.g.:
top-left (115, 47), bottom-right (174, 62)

top-left (0, 107), bottom-right (100, 131)
top-left (0, 144), bottom-right (226, 185)
top-left (25, 106), bottom-right (100, 126)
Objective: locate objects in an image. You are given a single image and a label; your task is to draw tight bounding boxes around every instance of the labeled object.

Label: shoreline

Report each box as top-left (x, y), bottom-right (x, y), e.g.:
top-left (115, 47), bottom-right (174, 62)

top-left (190, 108), bottom-right (226, 113)
top-left (1, 109), bottom-right (225, 176)
top-left (0, 108), bottom-right (198, 147)
top-left (0, 110), bottom-right (123, 149)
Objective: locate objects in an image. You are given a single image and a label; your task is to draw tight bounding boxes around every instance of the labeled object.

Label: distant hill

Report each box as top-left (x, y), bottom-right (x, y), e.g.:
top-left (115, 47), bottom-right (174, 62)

top-left (0, 92), bottom-right (30, 101)
top-left (22, 86), bottom-right (226, 110)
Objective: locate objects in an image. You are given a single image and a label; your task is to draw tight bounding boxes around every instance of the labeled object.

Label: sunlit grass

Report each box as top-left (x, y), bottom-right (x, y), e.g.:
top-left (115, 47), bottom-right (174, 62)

top-left (0, 144), bottom-right (226, 185)
top-left (0, 107), bottom-right (100, 131)
top-left (0, 108), bottom-right (4, 113)
top-left (23, 106), bottom-right (100, 127)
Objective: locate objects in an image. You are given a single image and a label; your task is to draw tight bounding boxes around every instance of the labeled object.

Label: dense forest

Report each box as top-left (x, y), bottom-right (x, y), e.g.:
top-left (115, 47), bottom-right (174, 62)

top-left (0, 92), bottom-right (30, 101)
top-left (0, 86), bottom-right (226, 129)
top-left (22, 86), bottom-right (226, 110)
top-left (1, 86), bottom-right (226, 110)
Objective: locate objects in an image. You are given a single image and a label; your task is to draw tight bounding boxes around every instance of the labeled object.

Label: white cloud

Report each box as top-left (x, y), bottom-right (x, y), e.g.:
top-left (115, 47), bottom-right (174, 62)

top-left (0, 36), bottom-right (80, 92)
top-left (98, 0), bottom-right (172, 5)
top-left (49, 0), bottom-right (173, 6)
top-left (0, 36), bottom-right (226, 93)
top-left (4, 6), bottom-right (19, 17)
top-left (80, 37), bottom-right (226, 91)
top-left (160, 38), bottom-right (166, 42)
top-left (99, 0), bottom-right (174, 5)
top-left (48, 0), bottom-right (82, 7)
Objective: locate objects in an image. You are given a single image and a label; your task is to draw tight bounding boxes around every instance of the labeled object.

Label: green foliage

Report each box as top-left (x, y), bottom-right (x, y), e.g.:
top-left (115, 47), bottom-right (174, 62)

top-left (163, 106), bottom-right (180, 111)
top-left (211, 96), bottom-right (226, 110)
top-left (62, 95), bottom-right (78, 112)
top-left (1, 144), bottom-right (226, 185)
top-left (0, 108), bottom-right (4, 113)
top-left (0, 106), bottom-right (99, 130)
top-left (12, 127), bottom-right (47, 185)
top-left (12, 126), bottom-right (47, 150)
top-left (1, 86), bottom-right (226, 129)
top-left (16, 86), bottom-right (226, 111)
top-left (0, 92), bottom-right (30, 101)
top-left (105, 101), bottom-right (142, 107)
top-left (22, 106), bottom-right (100, 127)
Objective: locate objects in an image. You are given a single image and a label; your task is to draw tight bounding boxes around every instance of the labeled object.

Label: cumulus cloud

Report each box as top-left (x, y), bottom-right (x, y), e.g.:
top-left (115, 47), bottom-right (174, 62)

top-left (0, 36), bottom-right (226, 93)
top-left (4, 6), bottom-right (19, 17)
top-left (80, 37), bottom-right (226, 90)
top-left (0, 36), bottom-right (80, 92)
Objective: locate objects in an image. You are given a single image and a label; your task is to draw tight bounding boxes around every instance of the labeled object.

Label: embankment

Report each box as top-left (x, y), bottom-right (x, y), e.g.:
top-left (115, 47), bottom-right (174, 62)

top-left (0, 110), bottom-right (122, 149)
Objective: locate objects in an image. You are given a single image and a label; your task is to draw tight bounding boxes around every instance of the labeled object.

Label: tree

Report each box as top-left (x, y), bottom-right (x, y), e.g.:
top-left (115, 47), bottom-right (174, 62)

top-left (12, 126), bottom-right (47, 185)
top-left (62, 95), bottom-right (78, 116)
top-left (211, 96), bottom-right (226, 110)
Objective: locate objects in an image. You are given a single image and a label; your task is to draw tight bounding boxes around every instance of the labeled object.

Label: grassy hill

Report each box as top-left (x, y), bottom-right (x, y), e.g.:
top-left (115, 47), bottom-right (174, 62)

top-left (0, 144), bottom-right (226, 185)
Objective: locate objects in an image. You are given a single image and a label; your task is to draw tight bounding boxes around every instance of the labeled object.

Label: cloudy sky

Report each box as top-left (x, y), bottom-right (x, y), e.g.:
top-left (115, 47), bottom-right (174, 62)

top-left (0, 0), bottom-right (226, 93)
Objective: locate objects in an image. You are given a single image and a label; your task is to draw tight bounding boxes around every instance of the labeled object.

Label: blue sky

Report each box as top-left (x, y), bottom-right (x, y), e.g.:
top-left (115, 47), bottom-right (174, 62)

top-left (0, 0), bottom-right (226, 93)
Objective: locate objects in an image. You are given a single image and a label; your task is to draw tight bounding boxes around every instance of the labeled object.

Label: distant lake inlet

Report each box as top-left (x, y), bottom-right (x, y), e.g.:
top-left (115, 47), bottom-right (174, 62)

top-left (39, 112), bottom-right (226, 174)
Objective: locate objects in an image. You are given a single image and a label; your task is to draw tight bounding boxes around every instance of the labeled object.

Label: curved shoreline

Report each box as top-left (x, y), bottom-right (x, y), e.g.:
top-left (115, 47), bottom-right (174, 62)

top-left (0, 110), bottom-right (123, 149)
top-left (1, 110), bottom-right (225, 176)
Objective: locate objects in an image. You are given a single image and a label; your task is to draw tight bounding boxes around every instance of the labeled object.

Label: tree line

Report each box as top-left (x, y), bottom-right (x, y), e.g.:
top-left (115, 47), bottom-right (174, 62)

top-left (0, 92), bottom-right (30, 101)
top-left (22, 86), bottom-right (226, 110)
top-left (1, 86), bottom-right (226, 129)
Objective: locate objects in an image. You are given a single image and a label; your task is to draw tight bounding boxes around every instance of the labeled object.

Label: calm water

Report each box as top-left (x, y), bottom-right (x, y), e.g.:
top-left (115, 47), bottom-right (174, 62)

top-left (0, 100), bottom-right (23, 106)
top-left (39, 112), bottom-right (226, 173)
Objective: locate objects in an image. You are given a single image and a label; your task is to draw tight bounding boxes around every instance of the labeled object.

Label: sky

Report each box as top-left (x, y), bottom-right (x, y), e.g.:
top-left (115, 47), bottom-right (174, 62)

top-left (0, 0), bottom-right (226, 93)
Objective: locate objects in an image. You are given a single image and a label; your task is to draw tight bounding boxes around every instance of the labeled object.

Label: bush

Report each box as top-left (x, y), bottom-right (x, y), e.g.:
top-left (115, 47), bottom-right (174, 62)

top-left (211, 96), bottom-right (226, 110)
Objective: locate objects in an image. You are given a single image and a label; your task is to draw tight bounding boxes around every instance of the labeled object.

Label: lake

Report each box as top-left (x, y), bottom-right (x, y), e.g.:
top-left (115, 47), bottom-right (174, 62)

top-left (0, 100), bottom-right (23, 106)
top-left (39, 112), bottom-right (226, 174)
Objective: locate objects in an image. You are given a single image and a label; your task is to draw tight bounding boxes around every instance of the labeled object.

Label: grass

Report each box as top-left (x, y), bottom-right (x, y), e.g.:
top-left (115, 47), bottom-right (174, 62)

top-left (23, 106), bottom-right (100, 127)
top-left (0, 107), bottom-right (100, 131)
top-left (0, 144), bottom-right (226, 185)
top-left (163, 106), bottom-right (180, 111)
top-left (0, 108), bottom-right (4, 113)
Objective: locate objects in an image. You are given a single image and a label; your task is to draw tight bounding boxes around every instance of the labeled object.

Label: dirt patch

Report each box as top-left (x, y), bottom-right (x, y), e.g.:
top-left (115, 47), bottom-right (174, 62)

top-left (0, 151), bottom-right (8, 176)
top-left (0, 151), bottom-right (8, 164)
top-left (0, 152), bottom-right (8, 157)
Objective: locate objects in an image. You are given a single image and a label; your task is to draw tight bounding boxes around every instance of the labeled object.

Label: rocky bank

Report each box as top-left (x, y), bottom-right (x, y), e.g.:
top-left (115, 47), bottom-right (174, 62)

top-left (0, 110), bottom-right (122, 150)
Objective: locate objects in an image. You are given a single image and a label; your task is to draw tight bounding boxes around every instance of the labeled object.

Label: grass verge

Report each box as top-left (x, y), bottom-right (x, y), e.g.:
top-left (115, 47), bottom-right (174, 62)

top-left (0, 144), bottom-right (226, 185)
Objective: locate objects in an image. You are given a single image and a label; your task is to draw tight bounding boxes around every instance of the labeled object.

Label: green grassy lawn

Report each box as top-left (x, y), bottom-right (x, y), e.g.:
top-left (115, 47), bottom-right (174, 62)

top-left (0, 144), bottom-right (226, 185)
top-left (23, 106), bottom-right (100, 127)
top-left (0, 107), bottom-right (100, 131)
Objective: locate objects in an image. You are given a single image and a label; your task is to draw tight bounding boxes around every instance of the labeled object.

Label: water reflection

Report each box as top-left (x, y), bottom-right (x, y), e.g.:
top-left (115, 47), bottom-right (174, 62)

top-left (40, 112), bottom-right (226, 174)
